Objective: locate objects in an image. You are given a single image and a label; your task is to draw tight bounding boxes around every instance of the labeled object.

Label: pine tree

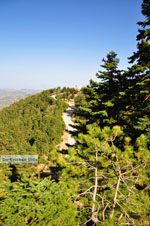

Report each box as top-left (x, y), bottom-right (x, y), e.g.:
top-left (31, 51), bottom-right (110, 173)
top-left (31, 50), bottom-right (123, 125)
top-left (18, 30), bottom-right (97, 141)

top-left (129, 0), bottom-right (150, 67)
top-left (75, 51), bottom-right (126, 132)
top-left (126, 0), bottom-right (150, 139)
top-left (0, 177), bottom-right (78, 226)
top-left (64, 124), bottom-right (150, 225)
top-left (72, 1), bottom-right (150, 224)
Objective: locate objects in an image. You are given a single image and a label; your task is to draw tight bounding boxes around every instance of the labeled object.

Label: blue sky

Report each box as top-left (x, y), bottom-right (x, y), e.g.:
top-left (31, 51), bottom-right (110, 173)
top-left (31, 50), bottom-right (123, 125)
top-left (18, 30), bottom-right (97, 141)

top-left (0, 0), bottom-right (143, 90)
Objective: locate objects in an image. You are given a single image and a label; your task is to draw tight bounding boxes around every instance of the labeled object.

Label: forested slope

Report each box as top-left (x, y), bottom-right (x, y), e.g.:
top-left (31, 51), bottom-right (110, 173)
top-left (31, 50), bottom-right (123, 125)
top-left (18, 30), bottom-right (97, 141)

top-left (0, 89), bottom-right (68, 179)
top-left (0, 90), bottom-right (68, 154)
top-left (0, 1), bottom-right (150, 225)
top-left (0, 88), bottom-right (79, 226)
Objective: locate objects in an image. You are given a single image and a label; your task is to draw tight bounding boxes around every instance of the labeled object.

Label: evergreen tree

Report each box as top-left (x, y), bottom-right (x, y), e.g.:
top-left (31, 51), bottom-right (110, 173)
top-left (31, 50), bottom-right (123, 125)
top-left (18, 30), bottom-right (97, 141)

top-left (126, 0), bottom-right (150, 139)
top-left (0, 177), bottom-right (78, 226)
top-left (74, 51), bottom-right (127, 141)
top-left (76, 52), bottom-right (119, 122)
top-left (72, 1), bottom-right (150, 225)
top-left (63, 124), bottom-right (150, 225)
top-left (129, 0), bottom-right (150, 66)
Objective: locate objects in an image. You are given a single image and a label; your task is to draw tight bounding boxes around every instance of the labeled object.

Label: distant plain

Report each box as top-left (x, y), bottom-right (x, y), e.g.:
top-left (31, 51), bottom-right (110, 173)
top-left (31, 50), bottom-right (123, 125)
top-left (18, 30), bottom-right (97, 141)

top-left (0, 89), bottom-right (41, 109)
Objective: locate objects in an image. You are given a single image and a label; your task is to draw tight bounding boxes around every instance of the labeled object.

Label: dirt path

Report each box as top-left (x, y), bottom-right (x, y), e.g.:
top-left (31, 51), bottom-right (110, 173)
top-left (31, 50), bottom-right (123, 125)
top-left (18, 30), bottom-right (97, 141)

top-left (58, 101), bottom-right (76, 149)
top-left (63, 103), bottom-right (76, 145)
top-left (37, 99), bottom-right (75, 172)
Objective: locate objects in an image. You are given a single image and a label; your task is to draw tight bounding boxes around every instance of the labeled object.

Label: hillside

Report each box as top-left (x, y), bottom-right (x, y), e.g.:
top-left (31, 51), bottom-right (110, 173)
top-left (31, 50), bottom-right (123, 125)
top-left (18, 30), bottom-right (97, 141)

top-left (0, 1), bottom-right (149, 225)
top-left (0, 89), bottom-right (68, 180)
top-left (0, 89), bottom-right (41, 109)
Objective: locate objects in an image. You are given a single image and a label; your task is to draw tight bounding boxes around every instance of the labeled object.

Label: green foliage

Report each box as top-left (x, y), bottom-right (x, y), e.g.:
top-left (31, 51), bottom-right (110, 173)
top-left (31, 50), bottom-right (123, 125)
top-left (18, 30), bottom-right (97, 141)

top-left (64, 123), bottom-right (150, 225)
top-left (0, 89), bottom-right (68, 180)
top-left (125, 0), bottom-right (150, 139)
top-left (72, 1), bottom-right (150, 224)
top-left (74, 51), bottom-right (127, 132)
top-left (56, 87), bottom-right (78, 101)
top-left (0, 177), bottom-right (77, 226)
top-left (0, 1), bottom-right (150, 225)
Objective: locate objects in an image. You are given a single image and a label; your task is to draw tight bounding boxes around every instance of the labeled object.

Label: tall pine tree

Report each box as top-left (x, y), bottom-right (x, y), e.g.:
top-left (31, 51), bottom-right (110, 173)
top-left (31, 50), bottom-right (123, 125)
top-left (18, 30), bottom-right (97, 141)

top-left (126, 0), bottom-right (150, 139)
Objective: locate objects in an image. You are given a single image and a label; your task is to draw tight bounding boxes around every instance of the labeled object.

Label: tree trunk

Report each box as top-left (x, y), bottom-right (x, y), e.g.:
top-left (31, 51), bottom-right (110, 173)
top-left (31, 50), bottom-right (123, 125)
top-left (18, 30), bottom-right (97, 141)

top-left (91, 149), bottom-right (98, 224)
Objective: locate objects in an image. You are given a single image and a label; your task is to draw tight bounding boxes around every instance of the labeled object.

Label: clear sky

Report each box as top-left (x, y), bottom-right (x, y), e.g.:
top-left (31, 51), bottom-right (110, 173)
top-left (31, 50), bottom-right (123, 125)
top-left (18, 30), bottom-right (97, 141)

top-left (0, 0), bottom-right (144, 90)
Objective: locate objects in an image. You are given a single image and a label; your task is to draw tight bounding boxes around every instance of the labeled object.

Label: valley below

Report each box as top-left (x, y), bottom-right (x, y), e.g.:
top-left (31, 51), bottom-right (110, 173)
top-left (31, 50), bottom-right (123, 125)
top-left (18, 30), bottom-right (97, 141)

top-left (0, 89), bottom-right (41, 109)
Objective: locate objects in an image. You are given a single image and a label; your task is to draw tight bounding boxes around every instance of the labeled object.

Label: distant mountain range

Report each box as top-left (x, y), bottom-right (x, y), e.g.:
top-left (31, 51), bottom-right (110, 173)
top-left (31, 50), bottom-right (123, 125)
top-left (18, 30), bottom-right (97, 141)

top-left (0, 89), bottom-right (41, 109)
